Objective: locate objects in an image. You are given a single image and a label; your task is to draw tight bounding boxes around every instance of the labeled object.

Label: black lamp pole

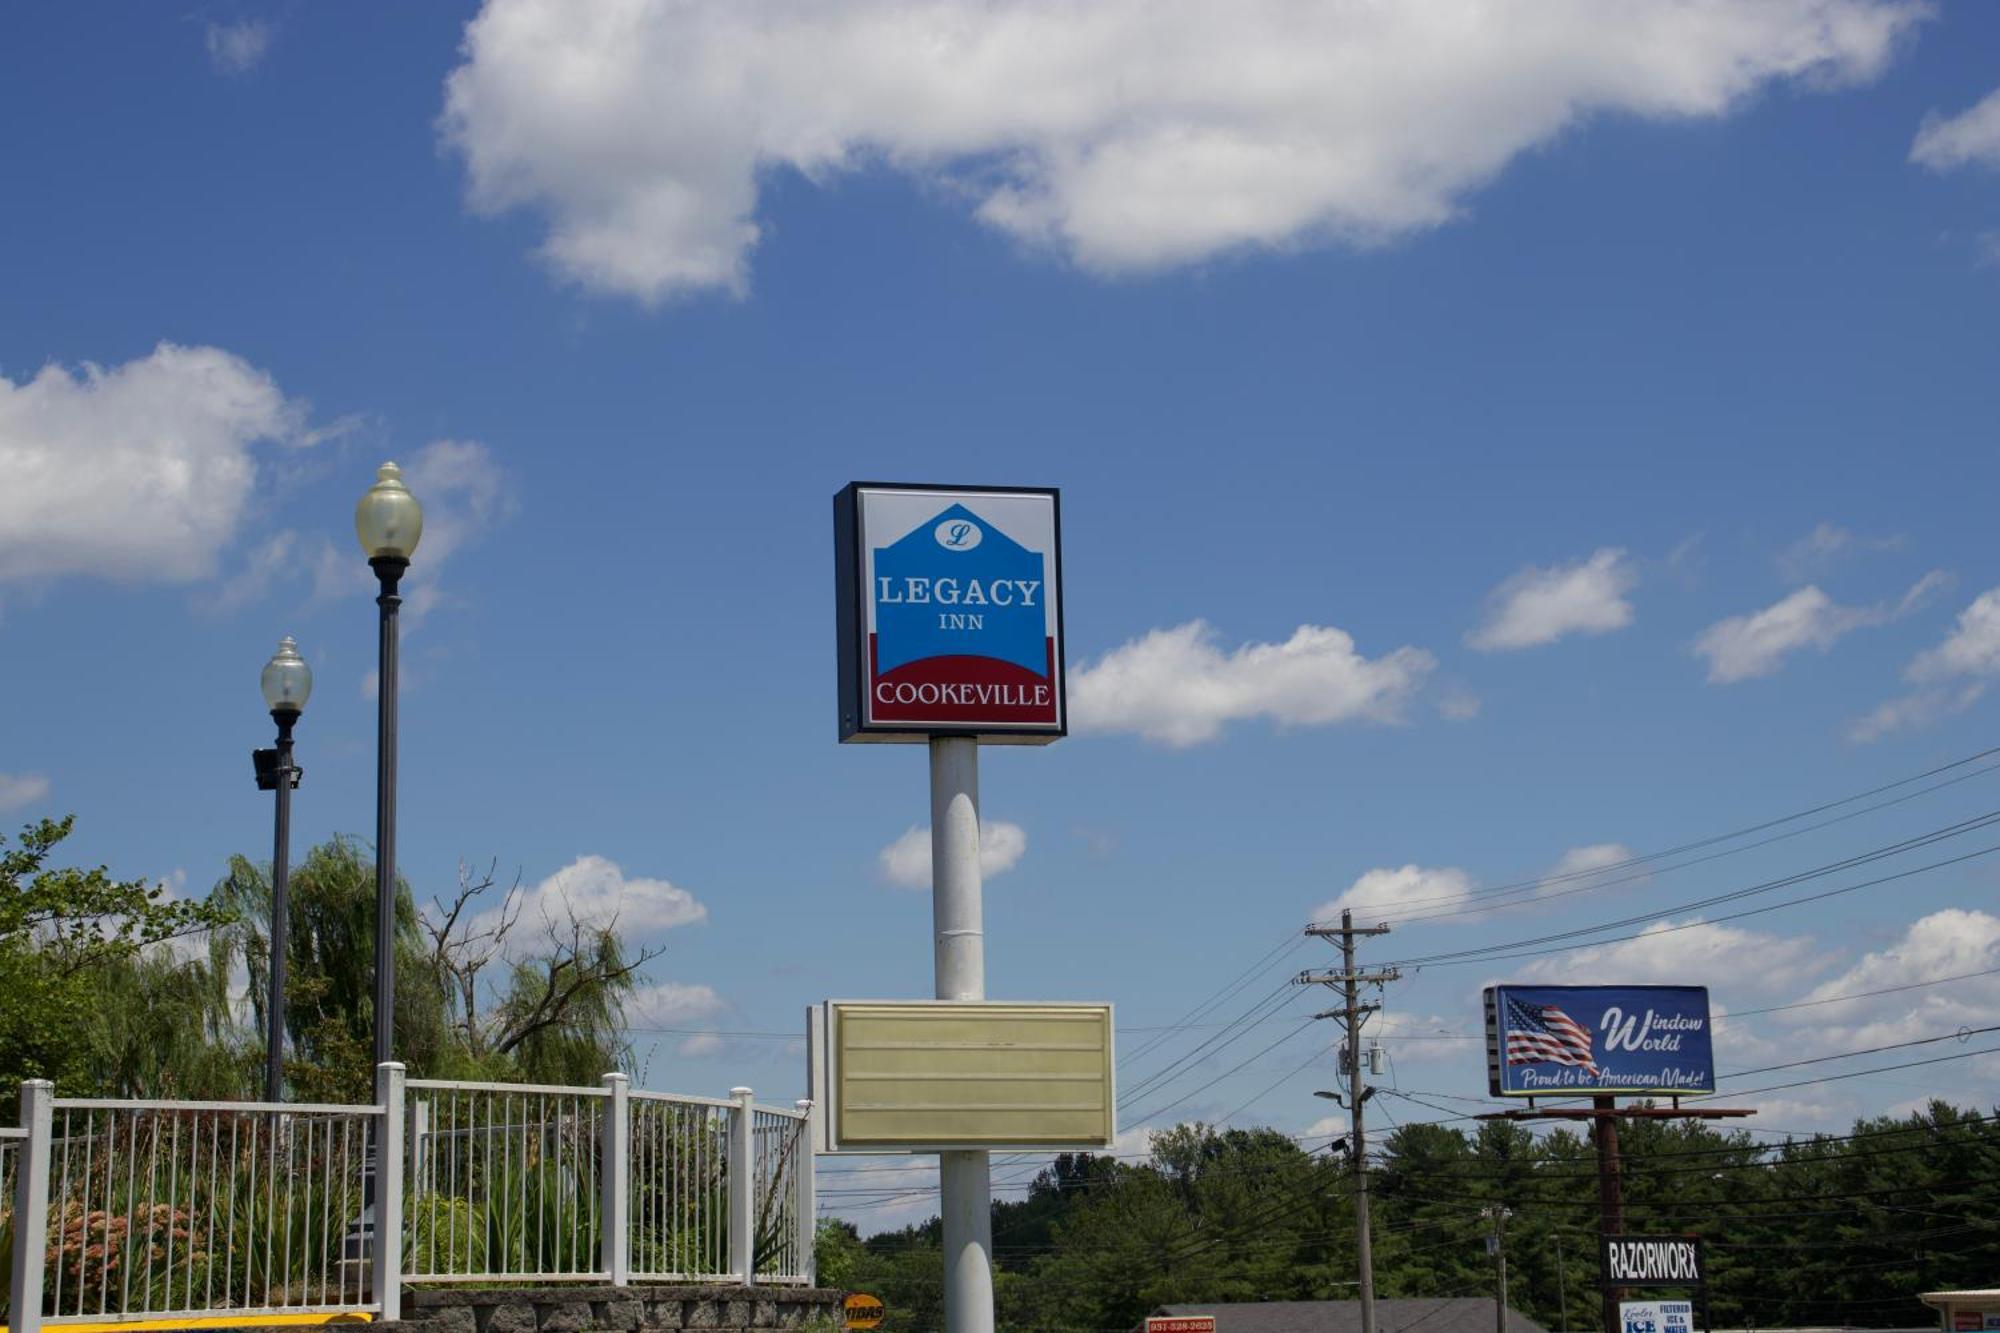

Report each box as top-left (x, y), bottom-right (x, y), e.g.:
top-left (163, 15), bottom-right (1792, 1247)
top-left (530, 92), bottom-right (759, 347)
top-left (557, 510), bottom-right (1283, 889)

top-left (356, 458), bottom-right (421, 1075)
top-left (370, 555), bottom-right (407, 1073)
top-left (255, 634), bottom-right (311, 1104)
top-left (264, 707), bottom-right (300, 1101)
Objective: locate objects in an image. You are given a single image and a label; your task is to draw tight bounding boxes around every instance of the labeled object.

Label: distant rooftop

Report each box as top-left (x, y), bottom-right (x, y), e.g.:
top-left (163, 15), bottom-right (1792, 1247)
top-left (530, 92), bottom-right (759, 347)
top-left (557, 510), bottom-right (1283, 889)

top-left (1147, 1298), bottom-right (1549, 1333)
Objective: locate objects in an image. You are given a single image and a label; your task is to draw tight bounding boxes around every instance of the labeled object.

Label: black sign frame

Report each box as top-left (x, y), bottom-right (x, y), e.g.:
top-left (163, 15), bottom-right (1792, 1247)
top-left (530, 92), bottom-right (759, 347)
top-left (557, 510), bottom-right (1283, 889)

top-left (833, 481), bottom-right (1068, 745)
top-left (1601, 1235), bottom-right (1705, 1288)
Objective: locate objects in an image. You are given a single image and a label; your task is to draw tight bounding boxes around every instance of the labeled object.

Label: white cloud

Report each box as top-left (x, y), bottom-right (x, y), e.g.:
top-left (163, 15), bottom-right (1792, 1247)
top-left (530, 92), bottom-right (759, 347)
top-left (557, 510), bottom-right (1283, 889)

top-left (677, 1032), bottom-right (726, 1058)
top-left (202, 441), bottom-right (510, 630)
top-left (209, 530), bottom-right (302, 614)
top-left (1775, 522), bottom-right (1903, 583)
top-left (0, 773), bottom-right (50, 813)
top-left (1849, 682), bottom-right (1986, 744)
top-left (1304, 1114), bottom-right (1349, 1141)
top-left (1907, 587), bottom-right (2000, 683)
top-left (1467, 548), bottom-right (1636, 651)
top-left (398, 440), bottom-right (514, 626)
top-left (1544, 843), bottom-right (1635, 881)
top-left (0, 343), bottom-right (301, 586)
top-left (1522, 916), bottom-right (1826, 994)
top-left (1786, 909), bottom-right (2000, 1050)
top-left (1693, 572), bottom-right (1945, 684)
top-left (877, 820), bottom-right (1027, 890)
top-left (1071, 620), bottom-right (1434, 747)
top-left (1852, 585), bottom-right (2000, 739)
top-left (1733, 1095), bottom-right (1842, 1127)
top-left (1537, 844), bottom-right (1644, 904)
top-left (1911, 84), bottom-right (2000, 172)
top-left (205, 20), bottom-right (273, 75)
top-left (626, 980), bottom-right (726, 1026)
top-left (1376, 1014), bottom-right (1476, 1064)
top-left (441, 0), bottom-right (1923, 301)
top-left (516, 854), bottom-right (708, 935)
top-left (1318, 843), bottom-right (1638, 927)
top-left (1437, 688), bottom-right (1482, 722)
top-left (1316, 865), bottom-right (1475, 925)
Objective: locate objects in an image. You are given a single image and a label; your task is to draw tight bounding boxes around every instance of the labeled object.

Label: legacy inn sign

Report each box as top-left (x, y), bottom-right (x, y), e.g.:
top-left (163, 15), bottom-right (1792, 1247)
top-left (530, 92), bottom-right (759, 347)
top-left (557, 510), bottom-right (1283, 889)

top-left (834, 483), bottom-right (1065, 743)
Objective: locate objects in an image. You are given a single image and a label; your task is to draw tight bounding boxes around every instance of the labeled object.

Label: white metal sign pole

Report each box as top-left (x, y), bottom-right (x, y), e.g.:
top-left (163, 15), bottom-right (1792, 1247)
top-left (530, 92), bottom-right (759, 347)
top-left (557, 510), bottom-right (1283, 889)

top-left (930, 734), bottom-right (994, 1333)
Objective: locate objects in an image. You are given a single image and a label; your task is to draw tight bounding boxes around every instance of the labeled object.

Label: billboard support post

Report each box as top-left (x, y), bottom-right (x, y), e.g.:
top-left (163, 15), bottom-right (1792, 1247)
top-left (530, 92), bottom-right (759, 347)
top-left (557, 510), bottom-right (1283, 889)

top-left (931, 735), bottom-right (993, 1333)
top-left (1595, 1096), bottom-right (1624, 1333)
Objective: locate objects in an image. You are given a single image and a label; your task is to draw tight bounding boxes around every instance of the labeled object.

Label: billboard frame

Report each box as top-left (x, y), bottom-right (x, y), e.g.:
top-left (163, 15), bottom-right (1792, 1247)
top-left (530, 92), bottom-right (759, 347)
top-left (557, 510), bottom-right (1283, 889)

top-left (1484, 984), bottom-right (1716, 1100)
top-left (809, 999), bottom-right (1116, 1154)
top-left (833, 481), bottom-right (1068, 745)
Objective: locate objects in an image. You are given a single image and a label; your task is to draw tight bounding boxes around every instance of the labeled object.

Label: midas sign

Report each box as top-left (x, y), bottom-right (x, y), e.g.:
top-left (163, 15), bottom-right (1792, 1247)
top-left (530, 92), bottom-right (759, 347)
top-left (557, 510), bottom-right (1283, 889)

top-left (814, 1001), bottom-right (1114, 1152)
top-left (844, 1294), bottom-right (884, 1330)
top-left (834, 483), bottom-right (1065, 744)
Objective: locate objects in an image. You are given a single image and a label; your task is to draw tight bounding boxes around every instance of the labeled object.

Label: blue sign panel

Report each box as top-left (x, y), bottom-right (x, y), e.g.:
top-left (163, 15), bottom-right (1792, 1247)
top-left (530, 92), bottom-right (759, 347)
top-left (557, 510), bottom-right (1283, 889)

top-left (834, 483), bottom-right (1065, 744)
top-left (1484, 984), bottom-right (1714, 1098)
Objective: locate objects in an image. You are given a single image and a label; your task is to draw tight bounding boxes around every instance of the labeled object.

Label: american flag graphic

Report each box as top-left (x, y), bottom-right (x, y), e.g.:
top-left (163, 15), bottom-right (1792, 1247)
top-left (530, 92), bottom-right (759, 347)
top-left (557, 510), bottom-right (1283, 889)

top-left (1504, 996), bottom-right (1600, 1075)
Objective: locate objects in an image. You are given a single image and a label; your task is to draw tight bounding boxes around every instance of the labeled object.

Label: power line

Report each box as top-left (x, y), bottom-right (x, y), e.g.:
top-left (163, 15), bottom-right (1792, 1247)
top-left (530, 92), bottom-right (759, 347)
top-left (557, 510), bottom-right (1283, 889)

top-left (1356, 754), bottom-right (2000, 927)
top-left (1319, 743), bottom-right (2000, 919)
top-left (1389, 821), bottom-right (2000, 970)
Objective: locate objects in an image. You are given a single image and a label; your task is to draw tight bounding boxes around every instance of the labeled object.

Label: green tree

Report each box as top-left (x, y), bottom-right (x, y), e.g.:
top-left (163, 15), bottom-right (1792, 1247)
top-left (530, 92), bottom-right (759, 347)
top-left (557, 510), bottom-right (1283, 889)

top-left (0, 816), bottom-right (233, 1099)
top-left (213, 838), bottom-right (655, 1096)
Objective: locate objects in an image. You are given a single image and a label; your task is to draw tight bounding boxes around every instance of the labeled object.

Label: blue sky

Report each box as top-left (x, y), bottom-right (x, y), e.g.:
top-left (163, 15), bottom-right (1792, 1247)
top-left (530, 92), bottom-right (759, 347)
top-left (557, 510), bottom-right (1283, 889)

top-left (5, 1), bottom-right (2000, 1227)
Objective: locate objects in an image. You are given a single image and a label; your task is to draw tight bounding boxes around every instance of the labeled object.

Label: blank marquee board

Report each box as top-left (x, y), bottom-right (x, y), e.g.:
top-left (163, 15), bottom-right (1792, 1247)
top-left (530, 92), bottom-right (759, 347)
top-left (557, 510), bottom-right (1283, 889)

top-left (810, 1001), bottom-right (1115, 1153)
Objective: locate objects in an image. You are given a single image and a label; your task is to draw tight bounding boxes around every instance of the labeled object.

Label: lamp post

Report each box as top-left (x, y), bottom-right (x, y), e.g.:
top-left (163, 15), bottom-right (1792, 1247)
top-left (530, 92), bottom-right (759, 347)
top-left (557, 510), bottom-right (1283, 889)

top-left (355, 462), bottom-right (422, 1072)
top-left (254, 636), bottom-right (311, 1103)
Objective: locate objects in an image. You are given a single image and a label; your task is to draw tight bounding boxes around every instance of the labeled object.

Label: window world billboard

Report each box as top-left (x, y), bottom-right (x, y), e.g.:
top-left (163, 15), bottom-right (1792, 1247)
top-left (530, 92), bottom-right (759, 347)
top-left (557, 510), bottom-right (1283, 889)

top-left (834, 483), bottom-right (1064, 743)
top-left (1483, 984), bottom-right (1715, 1098)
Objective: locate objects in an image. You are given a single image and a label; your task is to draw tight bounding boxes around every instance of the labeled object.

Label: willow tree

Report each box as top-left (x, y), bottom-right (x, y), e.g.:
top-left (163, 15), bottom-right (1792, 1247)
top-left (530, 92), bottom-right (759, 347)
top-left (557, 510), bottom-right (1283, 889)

top-left (214, 838), bottom-right (654, 1097)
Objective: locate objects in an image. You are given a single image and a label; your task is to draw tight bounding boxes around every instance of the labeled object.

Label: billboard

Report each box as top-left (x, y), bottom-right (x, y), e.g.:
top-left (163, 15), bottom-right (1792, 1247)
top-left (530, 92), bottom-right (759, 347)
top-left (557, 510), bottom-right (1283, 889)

top-left (811, 1001), bottom-right (1114, 1152)
top-left (834, 483), bottom-right (1064, 743)
top-left (1484, 985), bottom-right (1714, 1098)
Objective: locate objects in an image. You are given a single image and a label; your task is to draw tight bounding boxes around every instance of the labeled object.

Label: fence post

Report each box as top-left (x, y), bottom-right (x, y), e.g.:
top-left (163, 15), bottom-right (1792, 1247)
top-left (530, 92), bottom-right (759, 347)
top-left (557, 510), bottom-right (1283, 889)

top-left (601, 1073), bottom-right (630, 1286)
top-left (795, 1099), bottom-right (816, 1287)
top-left (373, 1062), bottom-right (405, 1322)
top-left (9, 1080), bottom-right (52, 1333)
top-left (410, 1097), bottom-right (430, 1203)
top-left (729, 1087), bottom-right (755, 1287)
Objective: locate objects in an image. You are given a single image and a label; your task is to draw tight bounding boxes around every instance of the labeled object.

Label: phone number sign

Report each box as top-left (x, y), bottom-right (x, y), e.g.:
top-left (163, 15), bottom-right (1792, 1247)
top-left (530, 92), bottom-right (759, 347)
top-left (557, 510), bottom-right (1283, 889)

top-left (835, 483), bottom-right (1065, 744)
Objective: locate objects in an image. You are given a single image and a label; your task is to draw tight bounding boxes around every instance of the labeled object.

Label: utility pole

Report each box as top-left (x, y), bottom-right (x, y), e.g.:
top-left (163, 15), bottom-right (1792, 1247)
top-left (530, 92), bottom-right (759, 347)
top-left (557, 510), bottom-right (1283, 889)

top-left (1298, 909), bottom-right (1399, 1333)
top-left (1555, 1231), bottom-right (1570, 1333)
top-left (1484, 1205), bottom-right (1512, 1333)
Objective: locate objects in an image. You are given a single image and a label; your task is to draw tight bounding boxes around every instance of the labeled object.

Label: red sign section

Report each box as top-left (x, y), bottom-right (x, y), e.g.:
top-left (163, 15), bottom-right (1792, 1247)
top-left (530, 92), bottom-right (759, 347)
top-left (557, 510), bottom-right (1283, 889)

top-left (868, 637), bottom-right (1059, 727)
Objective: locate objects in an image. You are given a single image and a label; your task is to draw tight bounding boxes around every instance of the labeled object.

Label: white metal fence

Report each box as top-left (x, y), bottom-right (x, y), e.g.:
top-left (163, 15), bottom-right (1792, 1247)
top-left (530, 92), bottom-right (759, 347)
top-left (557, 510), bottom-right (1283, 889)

top-left (404, 1078), bottom-right (610, 1284)
top-left (4, 1067), bottom-right (815, 1333)
top-left (750, 1104), bottom-right (812, 1285)
top-left (628, 1090), bottom-right (734, 1281)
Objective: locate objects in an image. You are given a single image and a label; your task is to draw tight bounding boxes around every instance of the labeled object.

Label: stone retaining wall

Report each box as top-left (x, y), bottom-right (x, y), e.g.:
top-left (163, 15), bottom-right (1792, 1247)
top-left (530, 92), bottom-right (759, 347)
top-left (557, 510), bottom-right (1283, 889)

top-left (401, 1284), bottom-right (845, 1333)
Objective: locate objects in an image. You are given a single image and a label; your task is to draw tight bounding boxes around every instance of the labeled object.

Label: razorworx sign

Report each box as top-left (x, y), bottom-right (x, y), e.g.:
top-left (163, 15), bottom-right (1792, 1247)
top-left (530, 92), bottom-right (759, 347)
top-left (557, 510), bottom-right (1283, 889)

top-left (834, 483), bottom-right (1065, 743)
top-left (1603, 1236), bottom-right (1705, 1287)
top-left (1484, 984), bottom-right (1715, 1098)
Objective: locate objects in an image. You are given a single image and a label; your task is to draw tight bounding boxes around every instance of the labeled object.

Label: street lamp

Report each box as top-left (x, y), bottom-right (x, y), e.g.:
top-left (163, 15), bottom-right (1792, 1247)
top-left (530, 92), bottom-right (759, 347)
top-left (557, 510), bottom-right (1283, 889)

top-left (355, 461), bottom-right (422, 1072)
top-left (255, 636), bottom-right (311, 1103)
